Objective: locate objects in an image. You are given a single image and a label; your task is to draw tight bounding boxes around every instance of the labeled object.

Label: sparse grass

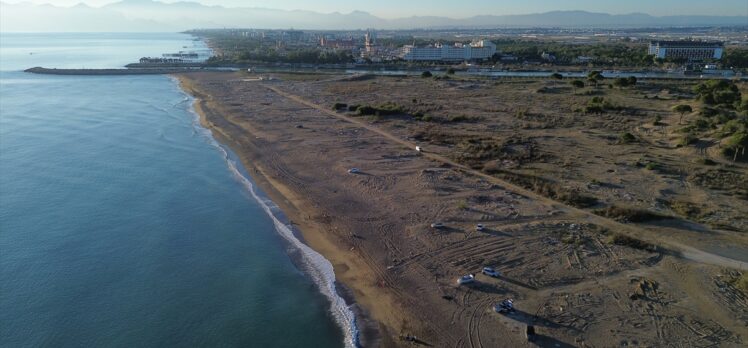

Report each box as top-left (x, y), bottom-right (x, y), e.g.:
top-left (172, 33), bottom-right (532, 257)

top-left (496, 171), bottom-right (598, 208)
top-left (666, 200), bottom-right (706, 220)
top-left (695, 158), bottom-right (717, 165)
top-left (736, 273), bottom-right (748, 293)
top-left (456, 200), bottom-right (468, 210)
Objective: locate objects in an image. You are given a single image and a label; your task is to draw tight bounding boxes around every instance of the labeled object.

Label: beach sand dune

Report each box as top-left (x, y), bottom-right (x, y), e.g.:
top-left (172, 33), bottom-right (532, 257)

top-left (177, 71), bottom-right (748, 347)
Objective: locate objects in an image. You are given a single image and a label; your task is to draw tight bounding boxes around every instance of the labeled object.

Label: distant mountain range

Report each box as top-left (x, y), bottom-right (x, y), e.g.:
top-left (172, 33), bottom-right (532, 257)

top-left (2, 0), bottom-right (747, 32)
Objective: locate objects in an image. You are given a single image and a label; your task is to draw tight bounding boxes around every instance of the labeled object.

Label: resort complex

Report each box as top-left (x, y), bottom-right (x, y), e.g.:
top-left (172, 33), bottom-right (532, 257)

top-left (648, 40), bottom-right (724, 61)
top-left (399, 40), bottom-right (498, 61)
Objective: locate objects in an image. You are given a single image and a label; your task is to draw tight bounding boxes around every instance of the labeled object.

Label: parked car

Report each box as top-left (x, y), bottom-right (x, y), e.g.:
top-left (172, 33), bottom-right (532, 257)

top-left (457, 274), bottom-right (475, 285)
top-left (494, 299), bottom-right (515, 314)
top-left (430, 222), bottom-right (445, 229)
top-left (415, 146), bottom-right (422, 152)
top-left (348, 168), bottom-right (360, 174)
top-left (475, 224), bottom-right (485, 231)
top-left (482, 266), bottom-right (500, 278)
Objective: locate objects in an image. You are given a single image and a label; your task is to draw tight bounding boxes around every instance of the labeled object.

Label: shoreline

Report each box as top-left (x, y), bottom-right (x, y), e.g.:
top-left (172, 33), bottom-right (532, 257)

top-left (175, 75), bottom-right (379, 347)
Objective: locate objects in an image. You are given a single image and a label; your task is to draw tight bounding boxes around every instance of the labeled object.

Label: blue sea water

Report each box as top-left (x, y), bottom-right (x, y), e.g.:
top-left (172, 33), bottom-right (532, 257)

top-left (0, 33), bottom-right (351, 347)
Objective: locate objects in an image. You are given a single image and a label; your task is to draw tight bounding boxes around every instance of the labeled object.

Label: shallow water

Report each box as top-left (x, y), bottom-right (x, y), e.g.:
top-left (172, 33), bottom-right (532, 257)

top-left (0, 33), bottom-right (348, 347)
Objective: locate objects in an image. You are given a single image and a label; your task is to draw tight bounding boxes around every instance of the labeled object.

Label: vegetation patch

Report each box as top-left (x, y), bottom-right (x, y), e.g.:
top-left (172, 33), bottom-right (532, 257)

top-left (495, 171), bottom-right (598, 208)
top-left (584, 96), bottom-right (624, 114)
top-left (688, 168), bottom-right (748, 199)
top-left (594, 205), bottom-right (671, 223)
top-left (687, 80), bottom-right (748, 161)
top-left (677, 133), bottom-right (699, 147)
top-left (618, 132), bottom-right (636, 144)
top-left (665, 200), bottom-right (708, 221)
top-left (736, 273), bottom-right (748, 293)
top-left (455, 136), bottom-right (541, 166)
top-left (607, 233), bottom-right (659, 252)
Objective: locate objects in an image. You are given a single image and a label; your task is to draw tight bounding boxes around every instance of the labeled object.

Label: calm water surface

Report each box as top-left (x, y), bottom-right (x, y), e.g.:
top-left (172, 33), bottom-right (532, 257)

top-left (0, 33), bottom-right (348, 347)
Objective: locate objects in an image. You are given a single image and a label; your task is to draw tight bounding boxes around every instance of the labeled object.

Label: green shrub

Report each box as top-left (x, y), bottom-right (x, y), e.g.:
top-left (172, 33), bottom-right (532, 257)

top-left (653, 115), bottom-right (663, 125)
top-left (332, 102), bottom-right (347, 110)
top-left (618, 132), bottom-right (636, 144)
top-left (421, 71), bottom-right (432, 78)
top-left (678, 134), bottom-right (699, 147)
top-left (356, 105), bottom-right (376, 115)
top-left (584, 104), bottom-right (604, 114)
top-left (692, 118), bottom-right (713, 130)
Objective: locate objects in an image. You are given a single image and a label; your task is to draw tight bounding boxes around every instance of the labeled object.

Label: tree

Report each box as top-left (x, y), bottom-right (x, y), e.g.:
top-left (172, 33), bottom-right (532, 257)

top-left (421, 71), bottom-right (432, 78)
top-left (550, 73), bottom-right (563, 80)
top-left (587, 71), bottom-right (604, 88)
top-left (612, 77), bottom-right (629, 88)
top-left (570, 80), bottom-right (585, 93)
top-left (446, 68), bottom-right (455, 75)
top-left (672, 104), bottom-right (693, 125)
top-left (693, 80), bottom-right (741, 107)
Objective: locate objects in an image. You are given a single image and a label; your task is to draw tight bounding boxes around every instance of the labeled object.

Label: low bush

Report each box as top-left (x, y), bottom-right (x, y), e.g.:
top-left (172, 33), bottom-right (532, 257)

top-left (667, 200), bottom-right (705, 220)
top-left (607, 234), bottom-right (659, 252)
top-left (595, 205), bottom-right (670, 223)
top-left (618, 132), bottom-right (636, 144)
top-left (356, 105), bottom-right (377, 116)
top-left (449, 115), bottom-right (469, 122)
top-left (678, 134), bottom-right (699, 147)
top-left (736, 273), bottom-right (748, 293)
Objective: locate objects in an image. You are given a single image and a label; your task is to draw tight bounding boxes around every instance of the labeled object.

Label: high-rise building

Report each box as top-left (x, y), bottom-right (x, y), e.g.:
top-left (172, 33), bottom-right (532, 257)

top-left (648, 41), bottom-right (724, 61)
top-left (362, 30), bottom-right (378, 58)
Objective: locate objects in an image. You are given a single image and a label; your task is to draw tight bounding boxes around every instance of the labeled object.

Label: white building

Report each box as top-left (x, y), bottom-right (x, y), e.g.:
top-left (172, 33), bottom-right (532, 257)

top-left (648, 41), bottom-right (723, 61)
top-left (400, 40), bottom-right (497, 61)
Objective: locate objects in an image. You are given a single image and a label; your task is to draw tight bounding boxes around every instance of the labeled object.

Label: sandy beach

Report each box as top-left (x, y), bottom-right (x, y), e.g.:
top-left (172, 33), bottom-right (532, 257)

top-left (176, 71), bottom-right (748, 347)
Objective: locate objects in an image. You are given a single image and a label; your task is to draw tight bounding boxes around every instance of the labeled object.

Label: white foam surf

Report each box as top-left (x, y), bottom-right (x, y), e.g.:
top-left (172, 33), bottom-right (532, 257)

top-left (174, 80), bottom-right (359, 347)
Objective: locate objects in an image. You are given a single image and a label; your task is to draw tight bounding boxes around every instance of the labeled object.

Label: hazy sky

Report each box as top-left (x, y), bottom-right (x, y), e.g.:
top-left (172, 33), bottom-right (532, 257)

top-left (5, 0), bottom-right (748, 18)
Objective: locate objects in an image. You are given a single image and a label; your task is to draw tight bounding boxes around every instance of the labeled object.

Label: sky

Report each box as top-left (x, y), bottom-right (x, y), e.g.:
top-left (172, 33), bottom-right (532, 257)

top-left (3, 0), bottom-right (748, 18)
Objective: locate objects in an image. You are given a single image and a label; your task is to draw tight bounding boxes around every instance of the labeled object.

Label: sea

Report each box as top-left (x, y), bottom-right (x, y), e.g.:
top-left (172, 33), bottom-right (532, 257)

top-left (0, 32), bottom-right (354, 347)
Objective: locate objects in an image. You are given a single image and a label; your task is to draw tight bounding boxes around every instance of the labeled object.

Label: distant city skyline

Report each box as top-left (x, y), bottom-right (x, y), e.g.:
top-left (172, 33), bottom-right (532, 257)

top-left (3, 0), bottom-right (747, 18)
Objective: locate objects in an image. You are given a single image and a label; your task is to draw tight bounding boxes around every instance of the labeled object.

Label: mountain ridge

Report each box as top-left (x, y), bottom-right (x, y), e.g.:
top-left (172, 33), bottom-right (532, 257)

top-left (1, 1), bottom-right (746, 32)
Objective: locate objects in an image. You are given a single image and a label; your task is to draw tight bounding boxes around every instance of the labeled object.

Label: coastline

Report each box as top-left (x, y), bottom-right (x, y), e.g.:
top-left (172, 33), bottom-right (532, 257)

top-left (174, 75), bottom-right (380, 347)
